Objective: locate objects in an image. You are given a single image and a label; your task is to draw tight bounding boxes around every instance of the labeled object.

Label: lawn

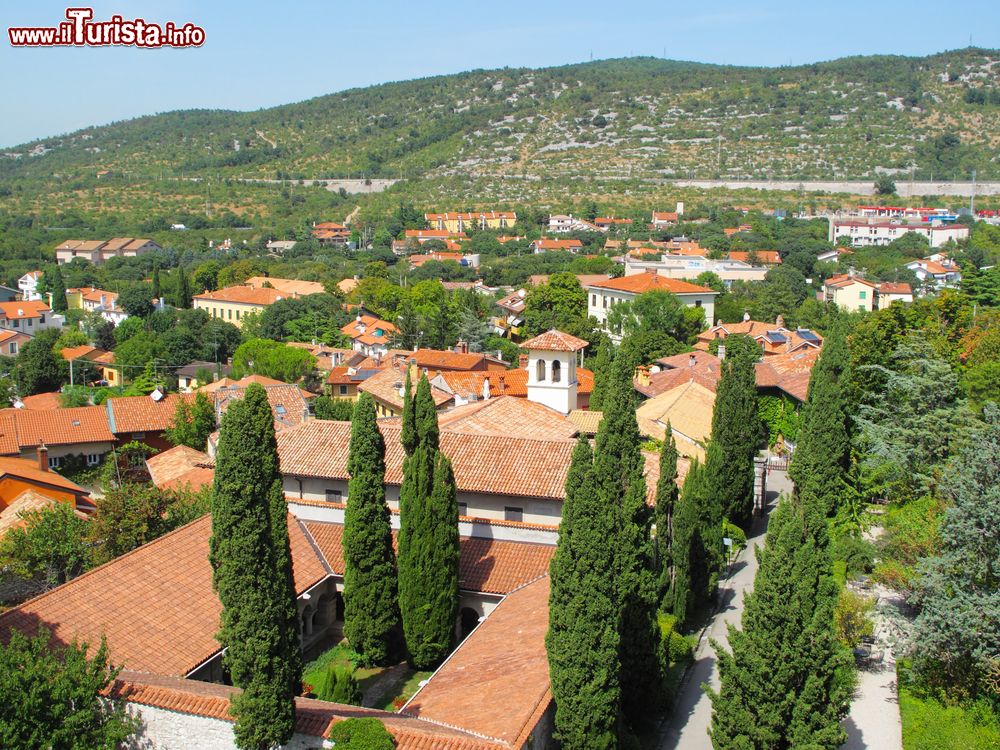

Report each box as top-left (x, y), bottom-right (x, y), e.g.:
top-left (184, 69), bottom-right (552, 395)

top-left (898, 666), bottom-right (1000, 750)
top-left (302, 642), bottom-right (431, 711)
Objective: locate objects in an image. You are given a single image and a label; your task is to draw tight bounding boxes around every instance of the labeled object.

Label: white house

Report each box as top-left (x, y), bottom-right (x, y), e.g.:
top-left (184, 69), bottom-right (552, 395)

top-left (0, 300), bottom-right (63, 334)
top-left (521, 329), bottom-right (589, 416)
top-left (547, 215), bottom-right (602, 233)
top-left (905, 258), bottom-right (962, 290)
top-left (585, 270), bottom-right (717, 338)
top-left (18, 271), bottom-right (43, 302)
top-left (829, 219), bottom-right (968, 248)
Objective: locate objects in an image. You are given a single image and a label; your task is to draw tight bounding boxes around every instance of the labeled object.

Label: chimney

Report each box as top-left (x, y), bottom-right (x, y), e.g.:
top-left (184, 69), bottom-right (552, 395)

top-left (519, 354), bottom-right (528, 369)
top-left (37, 443), bottom-right (48, 472)
top-left (743, 311), bottom-right (751, 322)
top-left (775, 314), bottom-right (785, 329)
top-left (456, 340), bottom-right (468, 354)
top-left (718, 344), bottom-right (727, 361)
top-left (636, 365), bottom-right (650, 387)
top-left (482, 377), bottom-right (491, 401)
top-left (688, 353), bottom-right (697, 368)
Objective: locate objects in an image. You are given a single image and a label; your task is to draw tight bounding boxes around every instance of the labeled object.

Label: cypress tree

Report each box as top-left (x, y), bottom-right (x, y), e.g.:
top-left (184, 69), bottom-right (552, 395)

top-left (654, 427), bottom-right (679, 610)
top-left (210, 384), bottom-right (302, 750)
top-left (588, 337), bottom-right (614, 411)
top-left (343, 393), bottom-right (402, 666)
top-left (789, 324), bottom-right (851, 531)
top-left (47, 265), bottom-right (68, 313)
top-left (709, 496), bottom-right (853, 749)
top-left (151, 264), bottom-right (161, 301)
top-left (707, 353), bottom-right (759, 529)
top-left (397, 375), bottom-right (459, 669)
top-left (546, 437), bottom-right (620, 749)
top-left (176, 266), bottom-right (193, 309)
top-left (671, 458), bottom-right (715, 628)
top-left (592, 355), bottom-right (661, 724)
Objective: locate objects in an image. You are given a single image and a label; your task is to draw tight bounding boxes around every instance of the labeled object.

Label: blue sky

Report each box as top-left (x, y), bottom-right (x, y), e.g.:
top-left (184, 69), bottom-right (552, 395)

top-left (1, 0), bottom-right (997, 147)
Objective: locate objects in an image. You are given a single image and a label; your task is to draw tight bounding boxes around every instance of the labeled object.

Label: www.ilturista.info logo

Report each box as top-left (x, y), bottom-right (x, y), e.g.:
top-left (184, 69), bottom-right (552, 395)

top-left (8, 7), bottom-right (205, 48)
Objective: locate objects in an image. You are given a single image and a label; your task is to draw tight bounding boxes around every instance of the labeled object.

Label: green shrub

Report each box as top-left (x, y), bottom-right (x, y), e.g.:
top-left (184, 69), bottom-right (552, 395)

top-left (899, 665), bottom-right (1000, 750)
top-left (327, 717), bottom-right (395, 750)
top-left (833, 589), bottom-right (875, 648)
top-left (315, 664), bottom-right (362, 706)
top-left (831, 534), bottom-right (876, 576)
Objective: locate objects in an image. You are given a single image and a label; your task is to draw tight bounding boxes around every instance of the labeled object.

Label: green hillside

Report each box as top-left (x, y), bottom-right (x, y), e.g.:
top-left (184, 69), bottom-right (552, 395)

top-left (1, 48), bottom-right (999, 228)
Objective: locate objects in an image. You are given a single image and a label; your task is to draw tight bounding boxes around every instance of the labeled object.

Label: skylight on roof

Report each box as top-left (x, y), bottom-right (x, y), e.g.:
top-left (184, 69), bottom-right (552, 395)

top-left (275, 405), bottom-right (287, 415)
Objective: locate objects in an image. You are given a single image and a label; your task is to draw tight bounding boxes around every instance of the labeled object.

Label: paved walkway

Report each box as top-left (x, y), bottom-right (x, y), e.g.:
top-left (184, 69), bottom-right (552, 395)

top-left (657, 469), bottom-right (789, 750)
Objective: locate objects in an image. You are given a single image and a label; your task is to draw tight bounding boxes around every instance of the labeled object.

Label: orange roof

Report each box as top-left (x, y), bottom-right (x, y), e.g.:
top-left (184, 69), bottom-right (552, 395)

top-left (340, 315), bottom-right (398, 346)
top-left (243, 277), bottom-right (325, 296)
top-left (193, 285), bottom-right (289, 306)
top-left (313, 221), bottom-right (348, 230)
top-left (146, 445), bottom-right (215, 492)
top-left (434, 397), bottom-right (579, 440)
top-left (825, 274), bottom-right (877, 289)
top-left (197, 374), bottom-right (287, 393)
top-left (108, 672), bottom-right (502, 750)
top-left (386, 348), bottom-right (504, 372)
top-left (877, 282), bottom-right (912, 295)
top-left (0, 514), bottom-right (328, 676)
top-left (18, 392), bottom-right (62, 411)
top-left (403, 575), bottom-right (551, 746)
top-left (1, 406), bottom-right (114, 448)
top-left (588, 271), bottom-right (714, 296)
top-left (409, 252), bottom-right (464, 267)
top-left (728, 250), bottom-right (781, 265)
top-left (532, 239), bottom-right (582, 250)
top-left (106, 393), bottom-right (192, 434)
top-left (0, 455), bottom-right (89, 495)
top-left (358, 366), bottom-right (453, 411)
top-left (60, 345), bottom-right (110, 362)
top-left (0, 300), bottom-right (51, 320)
top-left (303, 520), bottom-right (554, 596)
top-left (433, 367), bottom-right (593, 400)
top-left (520, 329), bottom-right (589, 352)
top-left (652, 211), bottom-right (679, 222)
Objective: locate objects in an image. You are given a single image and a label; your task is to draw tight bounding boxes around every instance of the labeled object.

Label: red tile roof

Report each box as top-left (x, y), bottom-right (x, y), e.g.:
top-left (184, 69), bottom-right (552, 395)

top-left (727, 250), bottom-right (782, 265)
top-left (302, 521), bottom-right (554, 596)
top-left (341, 315), bottom-right (398, 347)
top-left (387, 349), bottom-right (505, 372)
top-left (434, 368), bottom-right (593, 400)
top-left (146, 445), bottom-right (215, 492)
top-left (877, 282), bottom-right (912, 295)
top-left (435, 397), bottom-right (579, 440)
top-left (17, 391), bottom-right (62, 411)
top-left (1, 406), bottom-right (115, 447)
top-left (403, 576), bottom-right (551, 746)
top-left (0, 455), bottom-right (89, 495)
top-left (520, 329), bottom-right (589, 352)
top-left (0, 514), bottom-right (329, 676)
top-left (0, 300), bottom-right (52, 320)
top-left (532, 239), bottom-right (583, 251)
top-left (587, 270), bottom-right (714, 295)
top-left (193, 285), bottom-right (290, 306)
top-left (106, 393), bottom-right (192, 434)
top-left (359, 366), bottom-right (453, 412)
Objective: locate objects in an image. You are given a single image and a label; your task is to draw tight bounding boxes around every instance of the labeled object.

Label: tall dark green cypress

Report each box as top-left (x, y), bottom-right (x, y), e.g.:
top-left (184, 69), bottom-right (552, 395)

top-left (593, 355), bottom-right (661, 724)
top-left (709, 496), bottom-right (853, 749)
top-left (671, 458), bottom-right (716, 628)
top-left (546, 437), bottom-right (620, 749)
top-left (343, 393), bottom-right (402, 666)
top-left (210, 384), bottom-right (301, 750)
top-left (397, 375), bottom-right (459, 669)
top-left (176, 266), bottom-right (193, 309)
top-left (654, 427), bottom-right (679, 610)
top-left (151, 264), bottom-right (161, 301)
top-left (707, 352), bottom-right (759, 529)
top-left (47, 265), bottom-right (68, 312)
top-left (588, 337), bottom-right (614, 411)
top-left (789, 324), bottom-right (851, 532)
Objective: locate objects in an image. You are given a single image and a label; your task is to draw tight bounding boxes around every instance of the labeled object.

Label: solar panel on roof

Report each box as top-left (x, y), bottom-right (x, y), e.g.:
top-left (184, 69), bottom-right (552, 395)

top-left (797, 330), bottom-right (820, 342)
top-left (765, 332), bottom-right (787, 344)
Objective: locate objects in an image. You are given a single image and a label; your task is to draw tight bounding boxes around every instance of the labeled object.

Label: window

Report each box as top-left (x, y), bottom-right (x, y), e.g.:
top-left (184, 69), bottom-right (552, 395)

top-left (227, 309), bottom-right (232, 320)
top-left (132, 432), bottom-right (146, 439)
top-left (859, 291), bottom-right (867, 300)
top-left (603, 296), bottom-right (608, 309)
top-left (48, 456), bottom-right (61, 469)
top-left (235, 310), bottom-right (241, 320)
top-left (11, 320), bottom-right (18, 329)
top-left (325, 489), bottom-right (343, 503)
top-left (694, 299), bottom-right (702, 307)
top-left (458, 502), bottom-right (468, 517)
top-left (7, 343), bottom-right (15, 355)
top-left (535, 358), bottom-right (545, 382)
top-left (339, 385), bottom-right (348, 396)
top-left (86, 453), bottom-right (101, 466)
top-left (39, 314), bottom-right (45, 323)
top-left (504, 506), bottom-right (523, 522)
top-left (552, 359), bottom-right (562, 383)
top-left (591, 294), bottom-right (596, 306)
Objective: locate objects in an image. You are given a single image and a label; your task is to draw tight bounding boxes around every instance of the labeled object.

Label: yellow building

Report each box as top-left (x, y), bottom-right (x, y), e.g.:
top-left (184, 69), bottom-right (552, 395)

top-left (823, 273), bottom-right (878, 312)
top-left (424, 211), bottom-right (516, 233)
top-left (192, 278), bottom-right (324, 328)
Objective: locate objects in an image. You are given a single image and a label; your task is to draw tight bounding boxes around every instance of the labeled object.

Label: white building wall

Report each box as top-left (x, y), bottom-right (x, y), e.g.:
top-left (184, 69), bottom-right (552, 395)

top-left (526, 350), bottom-right (577, 415)
top-left (586, 289), bottom-right (713, 333)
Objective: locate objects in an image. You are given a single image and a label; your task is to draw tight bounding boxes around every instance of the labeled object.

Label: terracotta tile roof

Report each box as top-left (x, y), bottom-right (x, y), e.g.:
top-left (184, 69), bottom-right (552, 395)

top-left (532, 239), bottom-right (582, 251)
top-left (302, 521), bottom-right (554, 596)
top-left (105, 393), bottom-right (192, 434)
top-left (108, 671), bottom-right (501, 750)
top-left (214, 384), bottom-right (311, 431)
top-left (0, 455), bottom-right (89, 495)
top-left (0, 406), bottom-right (114, 448)
top-left (193, 285), bottom-right (290, 306)
top-left (409, 252), bottom-right (465, 268)
top-left (587, 270), bottom-right (714, 296)
top-left (652, 211), bottom-right (679, 222)
top-left (567, 409), bottom-right (603, 434)
top-left (387, 349), bottom-right (504, 372)
top-left (877, 282), bottom-right (912, 295)
top-left (17, 391), bottom-right (62, 410)
top-left (243, 277), bottom-right (326, 296)
top-left (0, 412), bottom-right (18, 455)
top-left (825, 273), bottom-right (877, 289)
top-left (0, 514), bottom-right (329, 676)
top-left (520, 329), bottom-right (589, 352)
top-left (359, 366), bottom-right (454, 412)
top-left (727, 250), bottom-right (782, 265)
top-left (403, 576), bottom-right (551, 746)
top-left (197, 375), bottom-right (286, 393)
top-left (435, 397), bottom-right (579, 440)
top-left (341, 315), bottom-right (398, 347)
top-left (59, 345), bottom-right (109, 362)
top-left (146, 445), bottom-right (215, 492)
top-left (0, 300), bottom-right (52, 320)
top-left (435, 368), bottom-right (593, 400)
top-left (527, 273), bottom-right (611, 288)
top-left (693, 321), bottom-right (822, 356)
top-left (0, 490), bottom-right (78, 536)
top-left (278, 421), bottom-right (578, 501)
top-left (636, 380), bottom-right (716, 454)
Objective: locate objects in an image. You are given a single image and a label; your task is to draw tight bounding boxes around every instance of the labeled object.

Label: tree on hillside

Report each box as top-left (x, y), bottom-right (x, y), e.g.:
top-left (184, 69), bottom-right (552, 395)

top-left (397, 375), bottom-right (459, 669)
top-left (210, 384), bottom-right (302, 750)
top-left (39, 265), bottom-right (68, 312)
top-left (874, 175), bottom-right (897, 195)
top-left (174, 266), bottom-right (193, 309)
top-left (789, 324), bottom-right (851, 532)
top-left (0, 629), bottom-right (136, 748)
top-left (523, 273), bottom-right (591, 338)
top-left (118, 285), bottom-right (154, 318)
top-left (343, 393), bottom-right (402, 666)
top-left (592, 356), bottom-right (660, 722)
top-left (546, 437), bottom-right (620, 749)
top-left (709, 496), bottom-right (854, 749)
top-left (654, 429), bottom-right (680, 610)
top-left (13, 328), bottom-right (67, 396)
top-left (151, 265), bottom-right (161, 301)
top-left (911, 405), bottom-right (1000, 696)
top-left (706, 352), bottom-right (760, 529)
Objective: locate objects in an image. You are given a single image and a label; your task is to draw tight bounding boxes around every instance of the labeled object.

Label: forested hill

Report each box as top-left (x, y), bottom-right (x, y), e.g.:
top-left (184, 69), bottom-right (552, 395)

top-left (3, 48), bottom-right (1000, 186)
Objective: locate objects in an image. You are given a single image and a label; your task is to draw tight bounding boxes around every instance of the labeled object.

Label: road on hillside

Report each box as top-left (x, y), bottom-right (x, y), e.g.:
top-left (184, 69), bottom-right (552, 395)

top-left (657, 468), bottom-right (791, 750)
